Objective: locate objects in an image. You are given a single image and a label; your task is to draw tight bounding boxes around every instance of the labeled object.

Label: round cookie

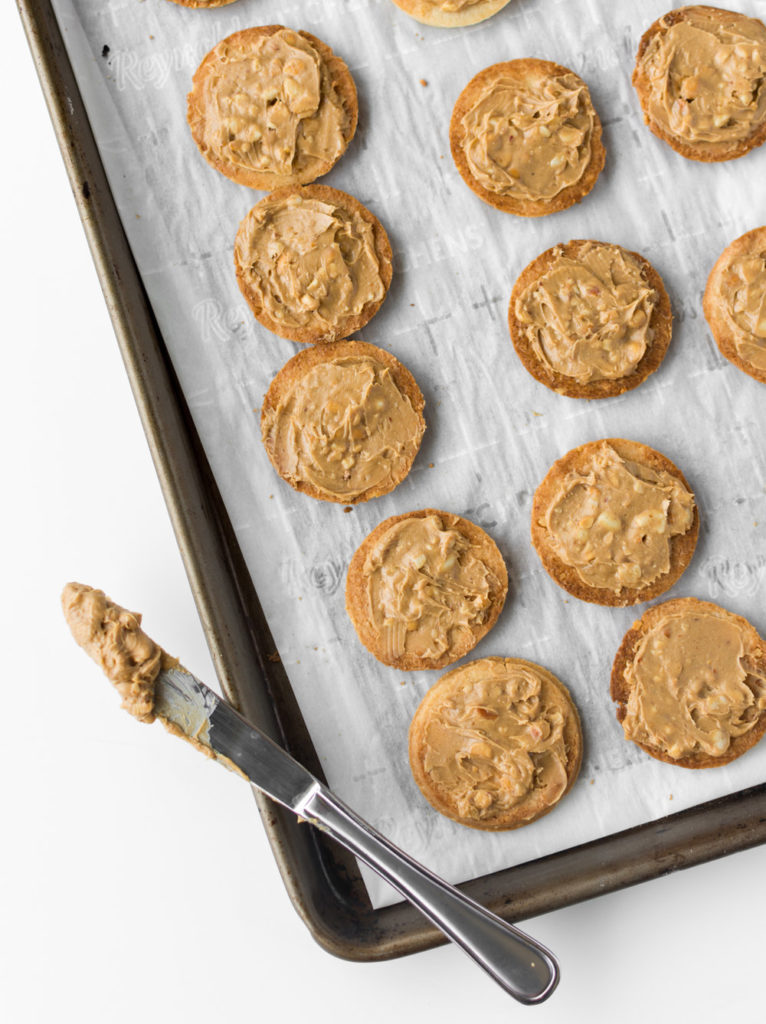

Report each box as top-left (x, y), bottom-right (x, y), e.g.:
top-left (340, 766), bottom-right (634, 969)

top-left (531, 439), bottom-right (699, 607)
top-left (346, 509), bottom-right (508, 671)
top-left (509, 240), bottom-right (673, 399)
top-left (187, 26), bottom-right (357, 190)
top-left (387, 0), bottom-right (512, 28)
top-left (235, 184), bottom-right (393, 344)
top-left (449, 59), bottom-right (605, 217)
top-left (260, 339), bottom-right (426, 504)
top-left (611, 597), bottom-right (766, 768)
top-left (703, 226), bottom-right (766, 384)
top-left (632, 6), bottom-right (766, 163)
top-left (409, 657), bottom-right (582, 830)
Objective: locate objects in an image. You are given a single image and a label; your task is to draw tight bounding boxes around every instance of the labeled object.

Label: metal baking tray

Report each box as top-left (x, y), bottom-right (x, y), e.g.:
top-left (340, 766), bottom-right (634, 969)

top-left (20, 0), bottom-right (766, 962)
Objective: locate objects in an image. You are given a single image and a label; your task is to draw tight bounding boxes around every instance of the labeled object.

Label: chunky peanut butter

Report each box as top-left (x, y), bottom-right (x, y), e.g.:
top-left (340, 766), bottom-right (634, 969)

top-left (622, 607), bottom-right (766, 759)
top-left (722, 247), bottom-right (766, 371)
top-left (637, 8), bottom-right (766, 150)
top-left (419, 659), bottom-right (571, 823)
top-left (195, 28), bottom-right (348, 181)
top-left (236, 193), bottom-right (385, 332)
top-left (62, 583), bottom-right (249, 774)
top-left (62, 583), bottom-right (170, 723)
top-left (461, 67), bottom-right (595, 199)
top-left (364, 514), bottom-right (499, 663)
top-left (265, 354), bottom-right (423, 501)
top-left (516, 243), bottom-right (658, 382)
top-left (544, 443), bottom-right (695, 592)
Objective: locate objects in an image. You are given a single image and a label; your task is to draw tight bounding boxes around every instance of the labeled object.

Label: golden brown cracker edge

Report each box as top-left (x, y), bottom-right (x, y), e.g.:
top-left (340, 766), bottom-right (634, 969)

top-left (632, 6), bottom-right (766, 163)
top-left (449, 58), bottom-right (606, 218)
top-left (508, 240), bottom-right (673, 398)
top-left (260, 338), bottom-right (426, 503)
top-left (234, 184), bottom-right (393, 344)
top-left (408, 657), bottom-right (583, 829)
top-left (388, 0), bottom-right (512, 29)
top-left (610, 597), bottom-right (766, 768)
top-left (703, 225), bottom-right (766, 384)
top-left (345, 509), bottom-right (508, 671)
top-left (530, 438), bottom-right (699, 607)
top-left (187, 27), bottom-right (358, 190)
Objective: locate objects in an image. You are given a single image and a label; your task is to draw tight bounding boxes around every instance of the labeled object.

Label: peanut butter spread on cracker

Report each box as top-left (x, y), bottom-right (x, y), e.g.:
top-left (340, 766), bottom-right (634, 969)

top-left (516, 243), bottom-right (658, 382)
top-left (419, 659), bottom-right (571, 823)
top-left (194, 28), bottom-right (348, 181)
top-left (637, 7), bottom-right (766, 149)
top-left (62, 583), bottom-right (172, 723)
top-left (461, 68), bottom-right (595, 200)
top-left (265, 354), bottom-right (424, 501)
top-left (236, 193), bottom-right (385, 331)
top-left (364, 514), bottom-right (499, 663)
top-left (623, 607), bottom-right (766, 759)
top-left (721, 245), bottom-right (766, 371)
top-left (544, 443), bottom-right (695, 592)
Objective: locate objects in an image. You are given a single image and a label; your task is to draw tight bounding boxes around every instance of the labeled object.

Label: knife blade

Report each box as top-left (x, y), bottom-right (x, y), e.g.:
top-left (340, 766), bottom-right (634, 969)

top-left (152, 664), bottom-right (559, 1005)
top-left (62, 581), bottom-right (559, 1002)
top-left (155, 665), bottom-right (320, 812)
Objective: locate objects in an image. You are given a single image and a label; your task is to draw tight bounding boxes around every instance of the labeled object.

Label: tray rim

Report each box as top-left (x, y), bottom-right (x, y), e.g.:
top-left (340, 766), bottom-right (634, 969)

top-left (20, 0), bottom-right (766, 964)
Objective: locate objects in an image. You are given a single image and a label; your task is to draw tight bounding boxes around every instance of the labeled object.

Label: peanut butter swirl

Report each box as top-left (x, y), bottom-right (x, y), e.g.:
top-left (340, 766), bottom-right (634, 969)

top-left (61, 583), bottom-right (170, 723)
top-left (190, 28), bottom-right (349, 184)
top-left (364, 514), bottom-right (499, 664)
top-left (236, 192), bottom-right (385, 332)
top-left (265, 353), bottom-right (424, 501)
top-left (636, 7), bottom-right (766, 152)
top-left (515, 243), bottom-right (658, 382)
top-left (415, 659), bottom-right (574, 826)
top-left (461, 67), bottom-right (595, 200)
top-left (722, 246), bottom-right (766, 371)
top-left (544, 443), bottom-right (695, 592)
top-left (622, 607), bottom-right (766, 759)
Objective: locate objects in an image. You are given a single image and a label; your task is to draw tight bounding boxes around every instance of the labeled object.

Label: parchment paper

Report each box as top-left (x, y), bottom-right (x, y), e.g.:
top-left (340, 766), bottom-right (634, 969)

top-left (53, 0), bottom-right (766, 908)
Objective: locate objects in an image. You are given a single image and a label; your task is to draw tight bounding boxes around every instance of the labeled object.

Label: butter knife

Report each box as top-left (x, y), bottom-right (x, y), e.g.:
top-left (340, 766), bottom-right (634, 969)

top-left (155, 664), bottom-right (559, 1004)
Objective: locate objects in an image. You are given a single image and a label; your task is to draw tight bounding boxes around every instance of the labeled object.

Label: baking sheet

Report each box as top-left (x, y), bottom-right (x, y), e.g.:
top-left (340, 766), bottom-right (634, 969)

top-left (53, 0), bottom-right (766, 909)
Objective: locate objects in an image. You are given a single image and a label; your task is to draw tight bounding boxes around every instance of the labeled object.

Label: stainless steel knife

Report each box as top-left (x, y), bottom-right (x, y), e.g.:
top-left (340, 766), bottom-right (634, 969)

top-left (155, 664), bottom-right (559, 1004)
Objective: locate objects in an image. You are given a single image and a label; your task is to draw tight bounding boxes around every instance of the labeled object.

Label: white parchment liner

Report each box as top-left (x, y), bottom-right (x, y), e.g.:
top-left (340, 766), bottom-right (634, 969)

top-left (53, 0), bottom-right (766, 908)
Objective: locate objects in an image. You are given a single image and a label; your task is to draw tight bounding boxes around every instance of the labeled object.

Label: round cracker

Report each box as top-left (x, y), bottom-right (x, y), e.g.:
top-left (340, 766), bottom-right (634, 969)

top-left (346, 509), bottom-right (508, 671)
top-left (187, 27), bottom-right (357, 190)
top-left (260, 339), bottom-right (426, 504)
top-left (531, 439), bottom-right (699, 607)
top-left (449, 58), bottom-right (606, 218)
top-left (611, 597), bottom-right (766, 768)
top-left (632, 6), bottom-right (766, 163)
top-left (388, 0), bottom-right (512, 28)
top-left (703, 225), bottom-right (766, 384)
top-left (409, 656), bottom-right (582, 830)
top-left (235, 184), bottom-right (393, 345)
top-left (509, 240), bottom-right (673, 398)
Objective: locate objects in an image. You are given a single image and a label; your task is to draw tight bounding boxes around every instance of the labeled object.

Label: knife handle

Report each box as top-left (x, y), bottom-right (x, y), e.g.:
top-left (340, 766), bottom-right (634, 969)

top-left (300, 785), bottom-right (558, 1004)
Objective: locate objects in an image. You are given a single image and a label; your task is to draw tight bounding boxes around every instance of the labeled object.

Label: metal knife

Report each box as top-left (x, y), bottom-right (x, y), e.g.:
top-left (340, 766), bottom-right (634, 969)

top-left (155, 664), bottom-right (559, 1004)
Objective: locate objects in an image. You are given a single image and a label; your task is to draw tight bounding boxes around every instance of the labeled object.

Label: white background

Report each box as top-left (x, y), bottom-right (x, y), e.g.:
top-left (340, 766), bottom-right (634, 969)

top-left (3, 2), bottom-right (766, 1022)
